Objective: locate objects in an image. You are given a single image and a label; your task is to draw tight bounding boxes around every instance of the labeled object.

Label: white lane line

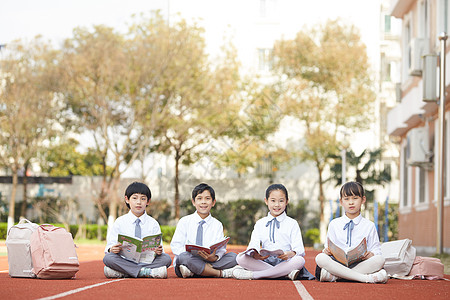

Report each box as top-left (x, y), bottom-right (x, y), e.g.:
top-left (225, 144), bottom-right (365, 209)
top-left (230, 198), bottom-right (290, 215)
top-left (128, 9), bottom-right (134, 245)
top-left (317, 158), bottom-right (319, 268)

top-left (293, 281), bottom-right (314, 300)
top-left (36, 278), bottom-right (126, 300)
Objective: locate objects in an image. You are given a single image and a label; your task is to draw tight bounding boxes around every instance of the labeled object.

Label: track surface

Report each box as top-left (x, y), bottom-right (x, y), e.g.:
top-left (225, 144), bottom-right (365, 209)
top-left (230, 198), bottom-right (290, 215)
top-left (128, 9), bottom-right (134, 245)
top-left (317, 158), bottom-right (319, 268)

top-left (1, 244), bottom-right (449, 299)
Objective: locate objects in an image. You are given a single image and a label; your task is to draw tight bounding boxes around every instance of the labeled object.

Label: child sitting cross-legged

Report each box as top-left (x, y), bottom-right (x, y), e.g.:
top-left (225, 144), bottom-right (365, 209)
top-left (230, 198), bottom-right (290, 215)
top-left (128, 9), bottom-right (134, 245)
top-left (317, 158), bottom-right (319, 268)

top-left (233, 184), bottom-right (312, 280)
top-left (170, 183), bottom-right (238, 278)
top-left (103, 181), bottom-right (172, 279)
top-left (315, 181), bottom-right (388, 283)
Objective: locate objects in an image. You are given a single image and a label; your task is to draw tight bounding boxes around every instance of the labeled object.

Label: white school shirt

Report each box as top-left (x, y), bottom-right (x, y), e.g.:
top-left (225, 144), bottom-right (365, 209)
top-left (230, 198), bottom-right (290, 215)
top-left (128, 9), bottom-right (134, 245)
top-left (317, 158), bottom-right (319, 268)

top-left (247, 212), bottom-right (305, 257)
top-left (104, 211), bottom-right (163, 253)
top-left (170, 211), bottom-right (227, 265)
top-left (325, 214), bottom-right (382, 256)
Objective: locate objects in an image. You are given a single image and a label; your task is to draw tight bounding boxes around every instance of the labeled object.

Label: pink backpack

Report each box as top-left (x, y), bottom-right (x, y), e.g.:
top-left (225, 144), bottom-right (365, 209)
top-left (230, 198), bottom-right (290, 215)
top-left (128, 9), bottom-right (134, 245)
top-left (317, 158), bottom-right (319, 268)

top-left (408, 256), bottom-right (444, 280)
top-left (30, 224), bottom-right (79, 279)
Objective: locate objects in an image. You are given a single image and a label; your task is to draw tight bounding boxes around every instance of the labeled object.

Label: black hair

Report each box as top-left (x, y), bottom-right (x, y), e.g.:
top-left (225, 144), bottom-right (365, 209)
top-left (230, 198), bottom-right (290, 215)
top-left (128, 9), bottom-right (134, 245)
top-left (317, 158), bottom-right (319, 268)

top-left (192, 183), bottom-right (216, 201)
top-left (124, 181), bottom-right (152, 209)
top-left (265, 183), bottom-right (289, 200)
top-left (340, 181), bottom-right (365, 198)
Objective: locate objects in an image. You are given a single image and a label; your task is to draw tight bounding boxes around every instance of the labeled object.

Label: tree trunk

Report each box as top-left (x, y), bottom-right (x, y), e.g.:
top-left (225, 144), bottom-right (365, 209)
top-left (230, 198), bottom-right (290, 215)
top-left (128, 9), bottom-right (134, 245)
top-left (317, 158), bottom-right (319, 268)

top-left (174, 153), bottom-right (180, 220)
top-left (317, 163), bottom-right (327, 244)
top-left (8, 170), bottom-right (18, 231)
top-left (20, 162), bottom-right (29, 218)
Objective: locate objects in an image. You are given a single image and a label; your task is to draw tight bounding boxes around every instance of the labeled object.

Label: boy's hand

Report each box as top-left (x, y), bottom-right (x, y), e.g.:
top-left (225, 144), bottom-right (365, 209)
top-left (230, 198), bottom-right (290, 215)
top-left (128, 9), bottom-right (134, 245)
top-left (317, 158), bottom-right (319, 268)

top-left (323, 248), bottom-right (332, 256)
top-left (198, 248), bottom-right (219, 262)
top-left (253, 252), bottom-right (269, 261)
top-left (278, 251), bottom-right (295, 260)
top-left (110, 243), bottom-right (122, 254)
top-left (155, 245), bottom-right (163, 256)
top-left (362, 251), bottom-right (374, 260)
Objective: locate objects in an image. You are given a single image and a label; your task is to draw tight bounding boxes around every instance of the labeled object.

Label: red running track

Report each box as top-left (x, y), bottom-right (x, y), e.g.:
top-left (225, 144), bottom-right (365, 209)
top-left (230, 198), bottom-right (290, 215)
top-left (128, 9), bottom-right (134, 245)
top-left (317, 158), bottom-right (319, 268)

top-left (0, 245), bottom-right (449, 300)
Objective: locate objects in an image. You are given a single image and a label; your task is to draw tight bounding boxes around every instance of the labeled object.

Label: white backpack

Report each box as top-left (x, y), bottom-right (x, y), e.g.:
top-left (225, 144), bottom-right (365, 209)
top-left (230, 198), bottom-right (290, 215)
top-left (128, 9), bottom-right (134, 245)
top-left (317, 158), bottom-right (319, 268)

top-left (381, 239), bottom-right (416, 276)
top-left (6, 219), bottom-right (39, 277)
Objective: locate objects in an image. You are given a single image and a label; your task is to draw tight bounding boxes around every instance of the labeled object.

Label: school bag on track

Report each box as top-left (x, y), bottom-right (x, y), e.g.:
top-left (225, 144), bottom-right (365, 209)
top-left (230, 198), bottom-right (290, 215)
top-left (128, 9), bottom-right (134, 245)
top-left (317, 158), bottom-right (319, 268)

top-left (6, 219), bottom-right (39, 277)
top-left (381, 238), bottom-right (416, 276)
top-left (408, 256), bottom-right (445, 280)
top-left (30, 224), bottom-right (80, 279)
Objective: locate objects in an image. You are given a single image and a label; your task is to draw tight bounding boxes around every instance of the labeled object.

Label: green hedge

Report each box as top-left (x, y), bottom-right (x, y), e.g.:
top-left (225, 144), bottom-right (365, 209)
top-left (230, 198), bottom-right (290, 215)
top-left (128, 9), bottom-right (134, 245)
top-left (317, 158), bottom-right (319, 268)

top-left (0, 222), bottom-right (177, 243)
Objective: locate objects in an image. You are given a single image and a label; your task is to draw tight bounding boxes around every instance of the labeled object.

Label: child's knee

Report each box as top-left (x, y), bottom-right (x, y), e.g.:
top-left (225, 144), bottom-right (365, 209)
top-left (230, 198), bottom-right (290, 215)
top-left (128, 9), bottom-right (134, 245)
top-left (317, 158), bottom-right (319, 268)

top-left (315, 252), bottom-right (329, 267)
top-left (161, 253), bottom-right (173, 267)
top-left (369, 255), bottom-right (385, 269)
top-left (291, 255), bottom-right (305, 268)
top-left (176, 252), bottom-right (191, 265)
top-left (236, 252), bottom-right (246, 265)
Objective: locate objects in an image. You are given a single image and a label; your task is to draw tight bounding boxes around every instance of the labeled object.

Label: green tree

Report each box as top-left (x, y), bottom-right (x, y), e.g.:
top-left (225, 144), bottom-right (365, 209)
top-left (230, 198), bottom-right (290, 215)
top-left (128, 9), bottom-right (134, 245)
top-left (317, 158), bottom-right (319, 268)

top-left (214, 83), bottom-right (289, 177)
top-left (273, 19), bottom-right (376, 236)
top-left (128, 15), bottom-right (245, 220)
top-left (0, 37), bottom-right (61, 229)
top-left (328, 148), bottom-right (391, 203)
top-left (39, 138), bottom-right (112, 176)
top-left (60, 25), bottom-right (156, 226)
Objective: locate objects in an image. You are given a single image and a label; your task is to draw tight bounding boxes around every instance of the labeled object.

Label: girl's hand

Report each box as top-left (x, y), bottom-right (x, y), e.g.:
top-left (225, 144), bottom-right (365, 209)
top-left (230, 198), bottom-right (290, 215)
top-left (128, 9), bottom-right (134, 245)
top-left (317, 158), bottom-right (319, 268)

top-left (278, 251), bottom-right (295, 260)
top-left (323, 248), bottom-right (332, 256)
top-left (198, 248), bottom-right (219, 262)
top-left (362, 251), bottom-right (374, 260)
top-left (253, 252), bottom-right (269, 260)
top-left (109, 243), bottom-right (122, 254)
top-left (155, 245), bottom-right (163, 256)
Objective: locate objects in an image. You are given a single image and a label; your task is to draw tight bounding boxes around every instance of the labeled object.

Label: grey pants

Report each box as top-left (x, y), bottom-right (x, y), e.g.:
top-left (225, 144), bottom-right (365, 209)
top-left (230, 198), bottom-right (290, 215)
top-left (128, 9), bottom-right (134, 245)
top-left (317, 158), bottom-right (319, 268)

top-left (103, 252), bottom-right (172, 278)
top-left (174, 251), bottom-right (237, 278)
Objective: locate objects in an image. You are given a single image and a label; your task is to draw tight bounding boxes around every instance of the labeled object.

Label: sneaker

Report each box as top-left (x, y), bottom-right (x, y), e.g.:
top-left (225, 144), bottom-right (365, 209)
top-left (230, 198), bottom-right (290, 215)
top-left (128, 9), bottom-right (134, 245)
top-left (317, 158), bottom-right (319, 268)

top-left (179, 265), bottom-right (194, 278)
top-left (150, 266), bottom-right (168, 279)
top-left (139, 266), bottom-right (167, 279)
top-left (232, 268), bottom-right (254, 280)
top-left (367, 269), bottom-right (388, 284)
top-left (221, 266), bottom-right (240, 278)
top-left (104, 266), bottom-right (127, 278)
top-left (288, 269), bottom-right (300, 281)
top-left (319, 268), bottom-right (337, 282)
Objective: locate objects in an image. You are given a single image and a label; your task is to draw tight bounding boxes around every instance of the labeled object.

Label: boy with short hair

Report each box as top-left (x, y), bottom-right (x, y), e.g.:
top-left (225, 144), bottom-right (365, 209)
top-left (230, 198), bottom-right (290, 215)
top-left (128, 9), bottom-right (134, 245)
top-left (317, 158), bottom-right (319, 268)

top-left (170, 183), bottom-right (238, 278)
top-left (103, 181), bottom-right (172, 278)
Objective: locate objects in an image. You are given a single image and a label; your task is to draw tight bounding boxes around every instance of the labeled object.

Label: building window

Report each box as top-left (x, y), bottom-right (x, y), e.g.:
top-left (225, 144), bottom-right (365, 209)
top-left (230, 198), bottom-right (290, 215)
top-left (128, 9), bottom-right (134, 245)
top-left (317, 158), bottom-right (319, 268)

top-left (401, 143), bottom-right (411, 209)
top-left (258, 48), bottom-right (273, 72)
top-left (416, 166), bottom-right (427, 205)
top-left (384, 15), bottom-right (391, 33)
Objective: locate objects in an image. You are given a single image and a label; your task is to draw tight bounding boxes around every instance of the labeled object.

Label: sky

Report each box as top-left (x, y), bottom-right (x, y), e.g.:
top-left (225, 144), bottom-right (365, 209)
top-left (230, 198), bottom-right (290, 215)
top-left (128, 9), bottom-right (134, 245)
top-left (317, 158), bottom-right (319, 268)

top-left (1, 0), bottom-right (382, 66)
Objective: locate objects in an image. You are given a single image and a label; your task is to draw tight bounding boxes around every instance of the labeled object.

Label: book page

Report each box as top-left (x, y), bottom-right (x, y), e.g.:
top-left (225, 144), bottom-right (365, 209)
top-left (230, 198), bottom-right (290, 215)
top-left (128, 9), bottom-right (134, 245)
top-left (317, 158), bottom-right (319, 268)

top-left (327, 238), bottom-right (348, 266)
top-left (345, 238), bottom-right (367, 266)
top-left (209, 237), bottom-right (230, 252)
top-left (118, 234), bottom-right (143, 263)
top-left (140, 234), bottom-right (162, 263)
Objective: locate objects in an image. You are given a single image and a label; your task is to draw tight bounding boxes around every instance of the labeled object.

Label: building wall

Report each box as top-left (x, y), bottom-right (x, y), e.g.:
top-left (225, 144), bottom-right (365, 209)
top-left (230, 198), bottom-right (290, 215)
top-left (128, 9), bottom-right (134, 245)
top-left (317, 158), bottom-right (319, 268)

top-left (398, 205), bottom-right (450, 253)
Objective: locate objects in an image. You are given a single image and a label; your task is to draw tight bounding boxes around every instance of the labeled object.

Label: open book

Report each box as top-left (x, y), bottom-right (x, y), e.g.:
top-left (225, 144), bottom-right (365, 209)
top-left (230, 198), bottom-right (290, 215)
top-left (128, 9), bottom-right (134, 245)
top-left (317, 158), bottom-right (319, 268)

top-left (185, 237), bottom-right (230, 255)
top-left (243, 248), bottom-right (284, 257)
top-left (118, 233), bottom-right (162, 263)
top-left (327, 237), bottom-right (367, 267)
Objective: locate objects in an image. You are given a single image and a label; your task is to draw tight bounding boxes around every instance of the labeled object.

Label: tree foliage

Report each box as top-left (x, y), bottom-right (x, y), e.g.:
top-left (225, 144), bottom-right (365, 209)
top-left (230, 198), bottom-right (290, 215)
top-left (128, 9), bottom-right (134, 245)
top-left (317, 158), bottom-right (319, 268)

top-left (0, 37), bottom-right (62, 228)
top-left (40, 138), bottom-right (112, 176)
top-left (273, 19), bottom-right (376, 233)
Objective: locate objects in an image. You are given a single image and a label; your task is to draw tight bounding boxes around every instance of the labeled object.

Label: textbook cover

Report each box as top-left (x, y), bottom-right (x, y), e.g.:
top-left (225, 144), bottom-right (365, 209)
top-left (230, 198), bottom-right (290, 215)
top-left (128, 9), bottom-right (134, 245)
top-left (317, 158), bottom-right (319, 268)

top-left (328, 237), bottom-right (367, 267)
top-left (118, 233), bottom-right (162, 263)
top-left (185, 237), bottom-right (230, 255)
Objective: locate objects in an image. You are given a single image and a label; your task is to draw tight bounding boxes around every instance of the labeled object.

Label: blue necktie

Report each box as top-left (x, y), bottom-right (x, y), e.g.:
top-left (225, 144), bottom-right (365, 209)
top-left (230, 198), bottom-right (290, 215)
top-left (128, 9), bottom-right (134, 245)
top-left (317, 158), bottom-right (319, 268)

top-left (265, 217), bottom-right (280, 243)
top-left (343, 220), bottom-right (354, 247)
top-left (135, 219), bottom-right (141, 239)
top-left (196, 220), bottom-right (206, 246)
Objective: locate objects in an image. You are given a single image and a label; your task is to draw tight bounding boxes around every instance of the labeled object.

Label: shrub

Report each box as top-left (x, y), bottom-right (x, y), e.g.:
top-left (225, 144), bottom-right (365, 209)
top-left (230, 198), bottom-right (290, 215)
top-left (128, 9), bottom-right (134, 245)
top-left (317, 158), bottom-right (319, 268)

top-left (304, 228), bottom-right (321, 247)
